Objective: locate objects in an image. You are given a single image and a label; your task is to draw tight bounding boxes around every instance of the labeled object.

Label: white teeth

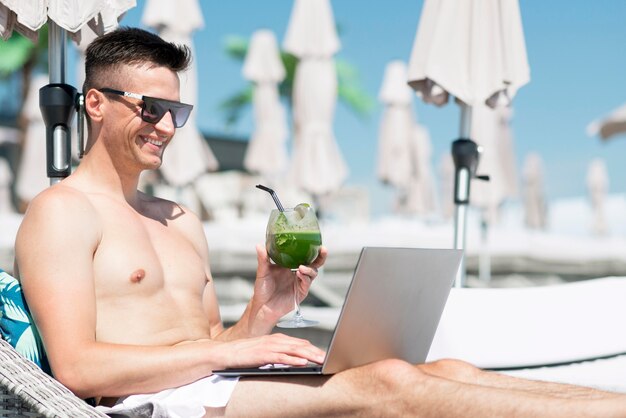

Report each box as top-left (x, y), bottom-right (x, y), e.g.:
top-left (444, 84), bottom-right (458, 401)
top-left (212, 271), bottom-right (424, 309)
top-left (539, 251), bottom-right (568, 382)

top-left (144, 137), bottom-right (163, 146)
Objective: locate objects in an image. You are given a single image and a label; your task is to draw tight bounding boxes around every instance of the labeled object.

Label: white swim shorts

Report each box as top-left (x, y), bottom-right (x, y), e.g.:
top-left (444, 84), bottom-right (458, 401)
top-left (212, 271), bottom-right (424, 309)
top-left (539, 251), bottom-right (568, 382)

top-left (97, 375), bottom-right (240, 418)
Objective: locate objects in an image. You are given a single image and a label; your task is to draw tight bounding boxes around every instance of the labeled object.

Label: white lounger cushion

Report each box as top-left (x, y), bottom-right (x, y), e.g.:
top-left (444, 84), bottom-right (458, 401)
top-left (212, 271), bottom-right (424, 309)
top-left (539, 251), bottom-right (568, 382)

top-left (504, 354), bottom-right (626, 393)
top-left (427, 277), bottom-right (626, 369)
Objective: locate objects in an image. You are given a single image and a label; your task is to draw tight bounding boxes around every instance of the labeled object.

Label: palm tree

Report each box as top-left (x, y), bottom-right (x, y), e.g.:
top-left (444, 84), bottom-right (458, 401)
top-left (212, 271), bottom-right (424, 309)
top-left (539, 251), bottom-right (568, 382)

top-left (220, 34), bottom-right (374, 129)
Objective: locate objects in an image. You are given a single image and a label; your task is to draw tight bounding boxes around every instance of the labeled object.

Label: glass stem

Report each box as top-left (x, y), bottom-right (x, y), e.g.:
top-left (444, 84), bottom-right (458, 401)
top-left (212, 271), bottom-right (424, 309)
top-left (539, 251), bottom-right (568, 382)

top-left (292, 269), bottom-right (303, 323)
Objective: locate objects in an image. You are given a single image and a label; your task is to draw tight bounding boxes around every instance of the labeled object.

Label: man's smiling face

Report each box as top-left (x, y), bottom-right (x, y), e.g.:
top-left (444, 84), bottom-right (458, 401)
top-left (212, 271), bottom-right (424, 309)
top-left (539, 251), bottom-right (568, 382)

top-left (100, 63), bottom-right (181, 173)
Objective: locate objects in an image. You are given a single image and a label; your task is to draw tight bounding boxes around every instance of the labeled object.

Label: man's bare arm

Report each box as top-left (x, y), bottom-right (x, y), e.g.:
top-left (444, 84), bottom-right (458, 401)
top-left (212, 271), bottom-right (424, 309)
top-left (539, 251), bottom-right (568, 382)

top-left (16, 188), bottom-right (322, 398)
top-left (191, 214), bottom-right (325, 362)
top-left (203, 240), bottom-right (327, 343)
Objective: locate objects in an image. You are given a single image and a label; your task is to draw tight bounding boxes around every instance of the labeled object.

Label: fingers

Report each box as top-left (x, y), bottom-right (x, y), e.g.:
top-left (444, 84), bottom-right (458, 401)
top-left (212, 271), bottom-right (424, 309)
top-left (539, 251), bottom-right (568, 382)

top-left (311, 246), bottom-right (328, 269)
top-left (232, 334), bottom-right (325, 367)
top-left (269, 347), bottom-right (325, 366)
top-left (266, 334), bottom-right (326, 365)
top-left (256, 243), bottom-right (272, 277)
top-left (222, 334), bottom-right (322, 369)
top-left (296, 265), bottom-right (318, 281)
top-left (296, 246), bottom-right (327, 278)
top-left (256, 243), bottom-right (269, 264)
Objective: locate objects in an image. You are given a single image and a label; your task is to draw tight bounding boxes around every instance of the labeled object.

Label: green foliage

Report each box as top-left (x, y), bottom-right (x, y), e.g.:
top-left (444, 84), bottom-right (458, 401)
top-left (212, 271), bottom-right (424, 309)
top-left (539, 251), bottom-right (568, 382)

top-left (0, 35), bottom-right (33, 76)
top-left (0, 25), bottom-right (48, 78)
top-left (218, 85), bottom-right (253, 129)
top-left (336, 59), bottom-right (375, 118)
top-left (223, 35), bottom-right (248, 61)
top-left (220, 33), bottom-right (373, 127)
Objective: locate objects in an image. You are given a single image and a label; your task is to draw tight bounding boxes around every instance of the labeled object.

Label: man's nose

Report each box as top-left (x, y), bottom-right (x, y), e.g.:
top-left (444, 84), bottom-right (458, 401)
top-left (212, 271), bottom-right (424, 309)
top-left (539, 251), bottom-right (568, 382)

top-left (154, 110), bottom-right (176, 135)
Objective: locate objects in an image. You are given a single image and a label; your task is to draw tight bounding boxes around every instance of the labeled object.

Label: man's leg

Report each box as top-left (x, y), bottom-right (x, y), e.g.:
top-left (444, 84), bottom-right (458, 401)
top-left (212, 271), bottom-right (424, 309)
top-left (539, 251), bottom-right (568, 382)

top-left (420, 359), bottom-right (623, 400)
top-left (207, 359), bottom-right (625, 417)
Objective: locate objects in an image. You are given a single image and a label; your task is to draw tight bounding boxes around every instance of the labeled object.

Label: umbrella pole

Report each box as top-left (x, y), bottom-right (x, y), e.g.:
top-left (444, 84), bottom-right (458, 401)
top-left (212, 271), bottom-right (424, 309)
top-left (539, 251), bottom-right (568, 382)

top-left (452, 103), bottom-right (475, 287)
top-left (460, 103), bottom-right (472, 139)
top-left (41, 22), bottom-right (76, 186)
top-left (452, 162), bottom-right (470, 288)
top-left (49, 22), bottom-right (67, 85)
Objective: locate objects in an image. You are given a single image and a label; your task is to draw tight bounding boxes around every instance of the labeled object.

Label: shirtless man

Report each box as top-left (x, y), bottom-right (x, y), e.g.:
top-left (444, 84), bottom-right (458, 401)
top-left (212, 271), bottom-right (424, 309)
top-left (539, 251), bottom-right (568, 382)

top-left (14, 27), bottom-right (626, 417)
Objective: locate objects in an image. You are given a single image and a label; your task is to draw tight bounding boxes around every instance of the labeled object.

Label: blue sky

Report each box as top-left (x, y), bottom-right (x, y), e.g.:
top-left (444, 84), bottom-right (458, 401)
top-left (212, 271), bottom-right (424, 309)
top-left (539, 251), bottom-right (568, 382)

top-left (104, 1), bottom-right (626, 215)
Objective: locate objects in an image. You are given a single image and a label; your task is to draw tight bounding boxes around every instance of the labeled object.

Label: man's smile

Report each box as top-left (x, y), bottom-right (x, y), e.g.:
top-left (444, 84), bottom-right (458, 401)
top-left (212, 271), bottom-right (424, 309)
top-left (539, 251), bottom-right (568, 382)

top-left (140, 135), bottom-right (166, 149)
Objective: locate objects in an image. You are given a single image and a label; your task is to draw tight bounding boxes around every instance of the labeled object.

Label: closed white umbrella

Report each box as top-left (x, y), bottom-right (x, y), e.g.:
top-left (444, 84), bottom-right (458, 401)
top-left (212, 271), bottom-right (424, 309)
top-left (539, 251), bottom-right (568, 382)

top-left (407, 0), bottom-right (530, 286)
top-left (15, 73), bottom-right (49, 205)
top-left (521, 152), bottom-right (547, 230)
top-left (377, 60), bottom-right (414, 192)
top-left (0, 0), bottom-right (134, 42)
top-left (242, 29), bottom-right (289, 179)
top-left (378, 61), bottom-right (417, 217)
top-left (283, 0), bottom-right (347, 196)
top-left (408, 0), bottom-right (530, 108)
top-left (587, 103), bottom-right (626, 141)
top-left (470, 104), bottom-right (518, 223)
top-left (142, 0), bottom-right (218, 187)
top-left (586, 158), bottom-right (609, 236)
top-left (283, 0), bottom-right (340, 58)
top-left (405, 124), bottom-right (437, 217)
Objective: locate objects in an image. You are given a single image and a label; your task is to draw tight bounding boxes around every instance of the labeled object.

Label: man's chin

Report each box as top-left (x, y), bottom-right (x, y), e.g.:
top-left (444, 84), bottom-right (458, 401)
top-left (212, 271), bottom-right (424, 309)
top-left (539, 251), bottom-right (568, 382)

top-left (138, 156), bottom-right (163, 171)
top-left (147, 160), bottom-right (163, 171)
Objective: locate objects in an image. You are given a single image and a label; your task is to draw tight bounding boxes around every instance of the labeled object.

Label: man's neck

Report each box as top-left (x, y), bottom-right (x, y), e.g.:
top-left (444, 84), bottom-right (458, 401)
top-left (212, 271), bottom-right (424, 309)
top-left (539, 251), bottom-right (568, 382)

top-left (71, 143), bottom-right (144, 208)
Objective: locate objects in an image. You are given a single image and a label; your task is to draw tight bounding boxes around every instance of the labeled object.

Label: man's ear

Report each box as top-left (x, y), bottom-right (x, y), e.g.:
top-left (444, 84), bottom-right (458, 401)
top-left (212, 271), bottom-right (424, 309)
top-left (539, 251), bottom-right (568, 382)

top-left (84, 89), bottom-right (104, 123)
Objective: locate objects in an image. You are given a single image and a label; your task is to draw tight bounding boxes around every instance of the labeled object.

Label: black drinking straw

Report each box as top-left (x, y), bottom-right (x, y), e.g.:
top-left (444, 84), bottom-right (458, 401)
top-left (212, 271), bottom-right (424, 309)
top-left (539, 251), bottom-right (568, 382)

top-left (256, 184), bottom-right (285, 212)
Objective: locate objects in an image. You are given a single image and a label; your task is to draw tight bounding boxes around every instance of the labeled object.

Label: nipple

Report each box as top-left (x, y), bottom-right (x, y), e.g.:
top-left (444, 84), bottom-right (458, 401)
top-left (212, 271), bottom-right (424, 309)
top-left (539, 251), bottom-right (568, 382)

top-left (130, 269), bottom-right (146, 283)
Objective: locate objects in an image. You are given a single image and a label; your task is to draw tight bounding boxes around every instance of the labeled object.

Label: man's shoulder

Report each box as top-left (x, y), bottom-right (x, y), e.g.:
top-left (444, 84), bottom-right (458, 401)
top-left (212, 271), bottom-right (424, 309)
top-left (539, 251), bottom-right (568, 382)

top-left (16, 183), bottom-right (101, 263)
top-left (26, 183), bottom-right (96, 217)
top-left (20, 184), bottom-right (101, 241)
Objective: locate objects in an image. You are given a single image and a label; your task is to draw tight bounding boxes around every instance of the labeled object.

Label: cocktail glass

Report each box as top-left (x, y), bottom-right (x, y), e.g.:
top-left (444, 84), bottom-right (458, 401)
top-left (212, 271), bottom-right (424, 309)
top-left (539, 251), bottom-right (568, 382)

top-left (266, 206), bottom-right (322, 328)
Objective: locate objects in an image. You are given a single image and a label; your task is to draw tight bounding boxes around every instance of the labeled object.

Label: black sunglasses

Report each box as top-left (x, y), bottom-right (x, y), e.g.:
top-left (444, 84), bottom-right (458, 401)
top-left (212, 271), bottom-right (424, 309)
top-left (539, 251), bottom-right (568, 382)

top-left (97, 88), bottom-right (193, 128)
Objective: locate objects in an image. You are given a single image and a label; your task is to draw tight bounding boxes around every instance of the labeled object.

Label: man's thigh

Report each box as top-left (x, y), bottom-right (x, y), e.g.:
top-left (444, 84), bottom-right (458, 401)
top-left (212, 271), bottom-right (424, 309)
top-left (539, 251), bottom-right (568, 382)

top-left (207, 375), bottom-right (331, 417)
top-left (208, 359), bottom-right (426, 418)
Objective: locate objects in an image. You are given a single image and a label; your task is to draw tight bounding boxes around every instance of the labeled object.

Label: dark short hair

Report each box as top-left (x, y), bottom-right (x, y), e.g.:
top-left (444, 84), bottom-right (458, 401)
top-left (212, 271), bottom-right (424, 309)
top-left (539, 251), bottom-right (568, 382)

top-left (83, 27), bottom-right (191, 93)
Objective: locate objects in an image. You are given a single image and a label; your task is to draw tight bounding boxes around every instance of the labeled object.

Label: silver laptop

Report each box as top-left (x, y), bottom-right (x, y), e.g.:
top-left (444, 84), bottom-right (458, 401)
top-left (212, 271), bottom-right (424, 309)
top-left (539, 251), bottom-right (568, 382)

top-left (213, 247), bottom-right (462, 376)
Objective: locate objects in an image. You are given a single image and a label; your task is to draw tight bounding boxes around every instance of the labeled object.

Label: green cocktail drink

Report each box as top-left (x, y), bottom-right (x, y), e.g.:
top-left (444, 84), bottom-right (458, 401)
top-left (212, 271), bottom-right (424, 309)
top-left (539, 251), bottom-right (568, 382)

top-left (266, 206), bottom-right (322, 269)
top-left (265, 205), bottom-right (322, 328)
top-left (268, 230), bottom-right (322, 269)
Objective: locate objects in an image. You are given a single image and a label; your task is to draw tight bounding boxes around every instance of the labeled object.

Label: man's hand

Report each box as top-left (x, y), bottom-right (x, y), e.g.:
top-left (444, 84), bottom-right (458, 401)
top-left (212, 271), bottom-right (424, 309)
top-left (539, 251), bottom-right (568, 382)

top-left (211, 333), bottom-right (326, 370)
top-left (246, 244), bottom-right (328, 335)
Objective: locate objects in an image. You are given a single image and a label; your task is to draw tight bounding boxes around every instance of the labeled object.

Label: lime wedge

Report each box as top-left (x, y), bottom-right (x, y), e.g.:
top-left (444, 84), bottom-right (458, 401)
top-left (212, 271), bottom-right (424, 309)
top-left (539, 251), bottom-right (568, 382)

top-left (294, 203), bottom-right (311, 219)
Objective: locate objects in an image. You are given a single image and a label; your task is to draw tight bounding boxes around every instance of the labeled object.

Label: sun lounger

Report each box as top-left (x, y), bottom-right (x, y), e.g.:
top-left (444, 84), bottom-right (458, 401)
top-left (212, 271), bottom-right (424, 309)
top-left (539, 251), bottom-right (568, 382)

top-left (428, 277), bottom-right (626, 368)
top-left (0, 338), bottom-right (107, 417)
top-left (427, 277), bottom-right (626, 392)
top-left (505, 352), bottom-right (626, 393)
top-left (0, 269), bottom-right (106, 417)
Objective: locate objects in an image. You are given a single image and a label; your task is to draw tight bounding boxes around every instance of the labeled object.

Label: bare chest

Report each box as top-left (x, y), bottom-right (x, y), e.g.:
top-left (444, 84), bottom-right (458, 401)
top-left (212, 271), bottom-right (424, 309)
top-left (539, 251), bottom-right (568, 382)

top-left (92, 206), bottom-right (207, 302)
